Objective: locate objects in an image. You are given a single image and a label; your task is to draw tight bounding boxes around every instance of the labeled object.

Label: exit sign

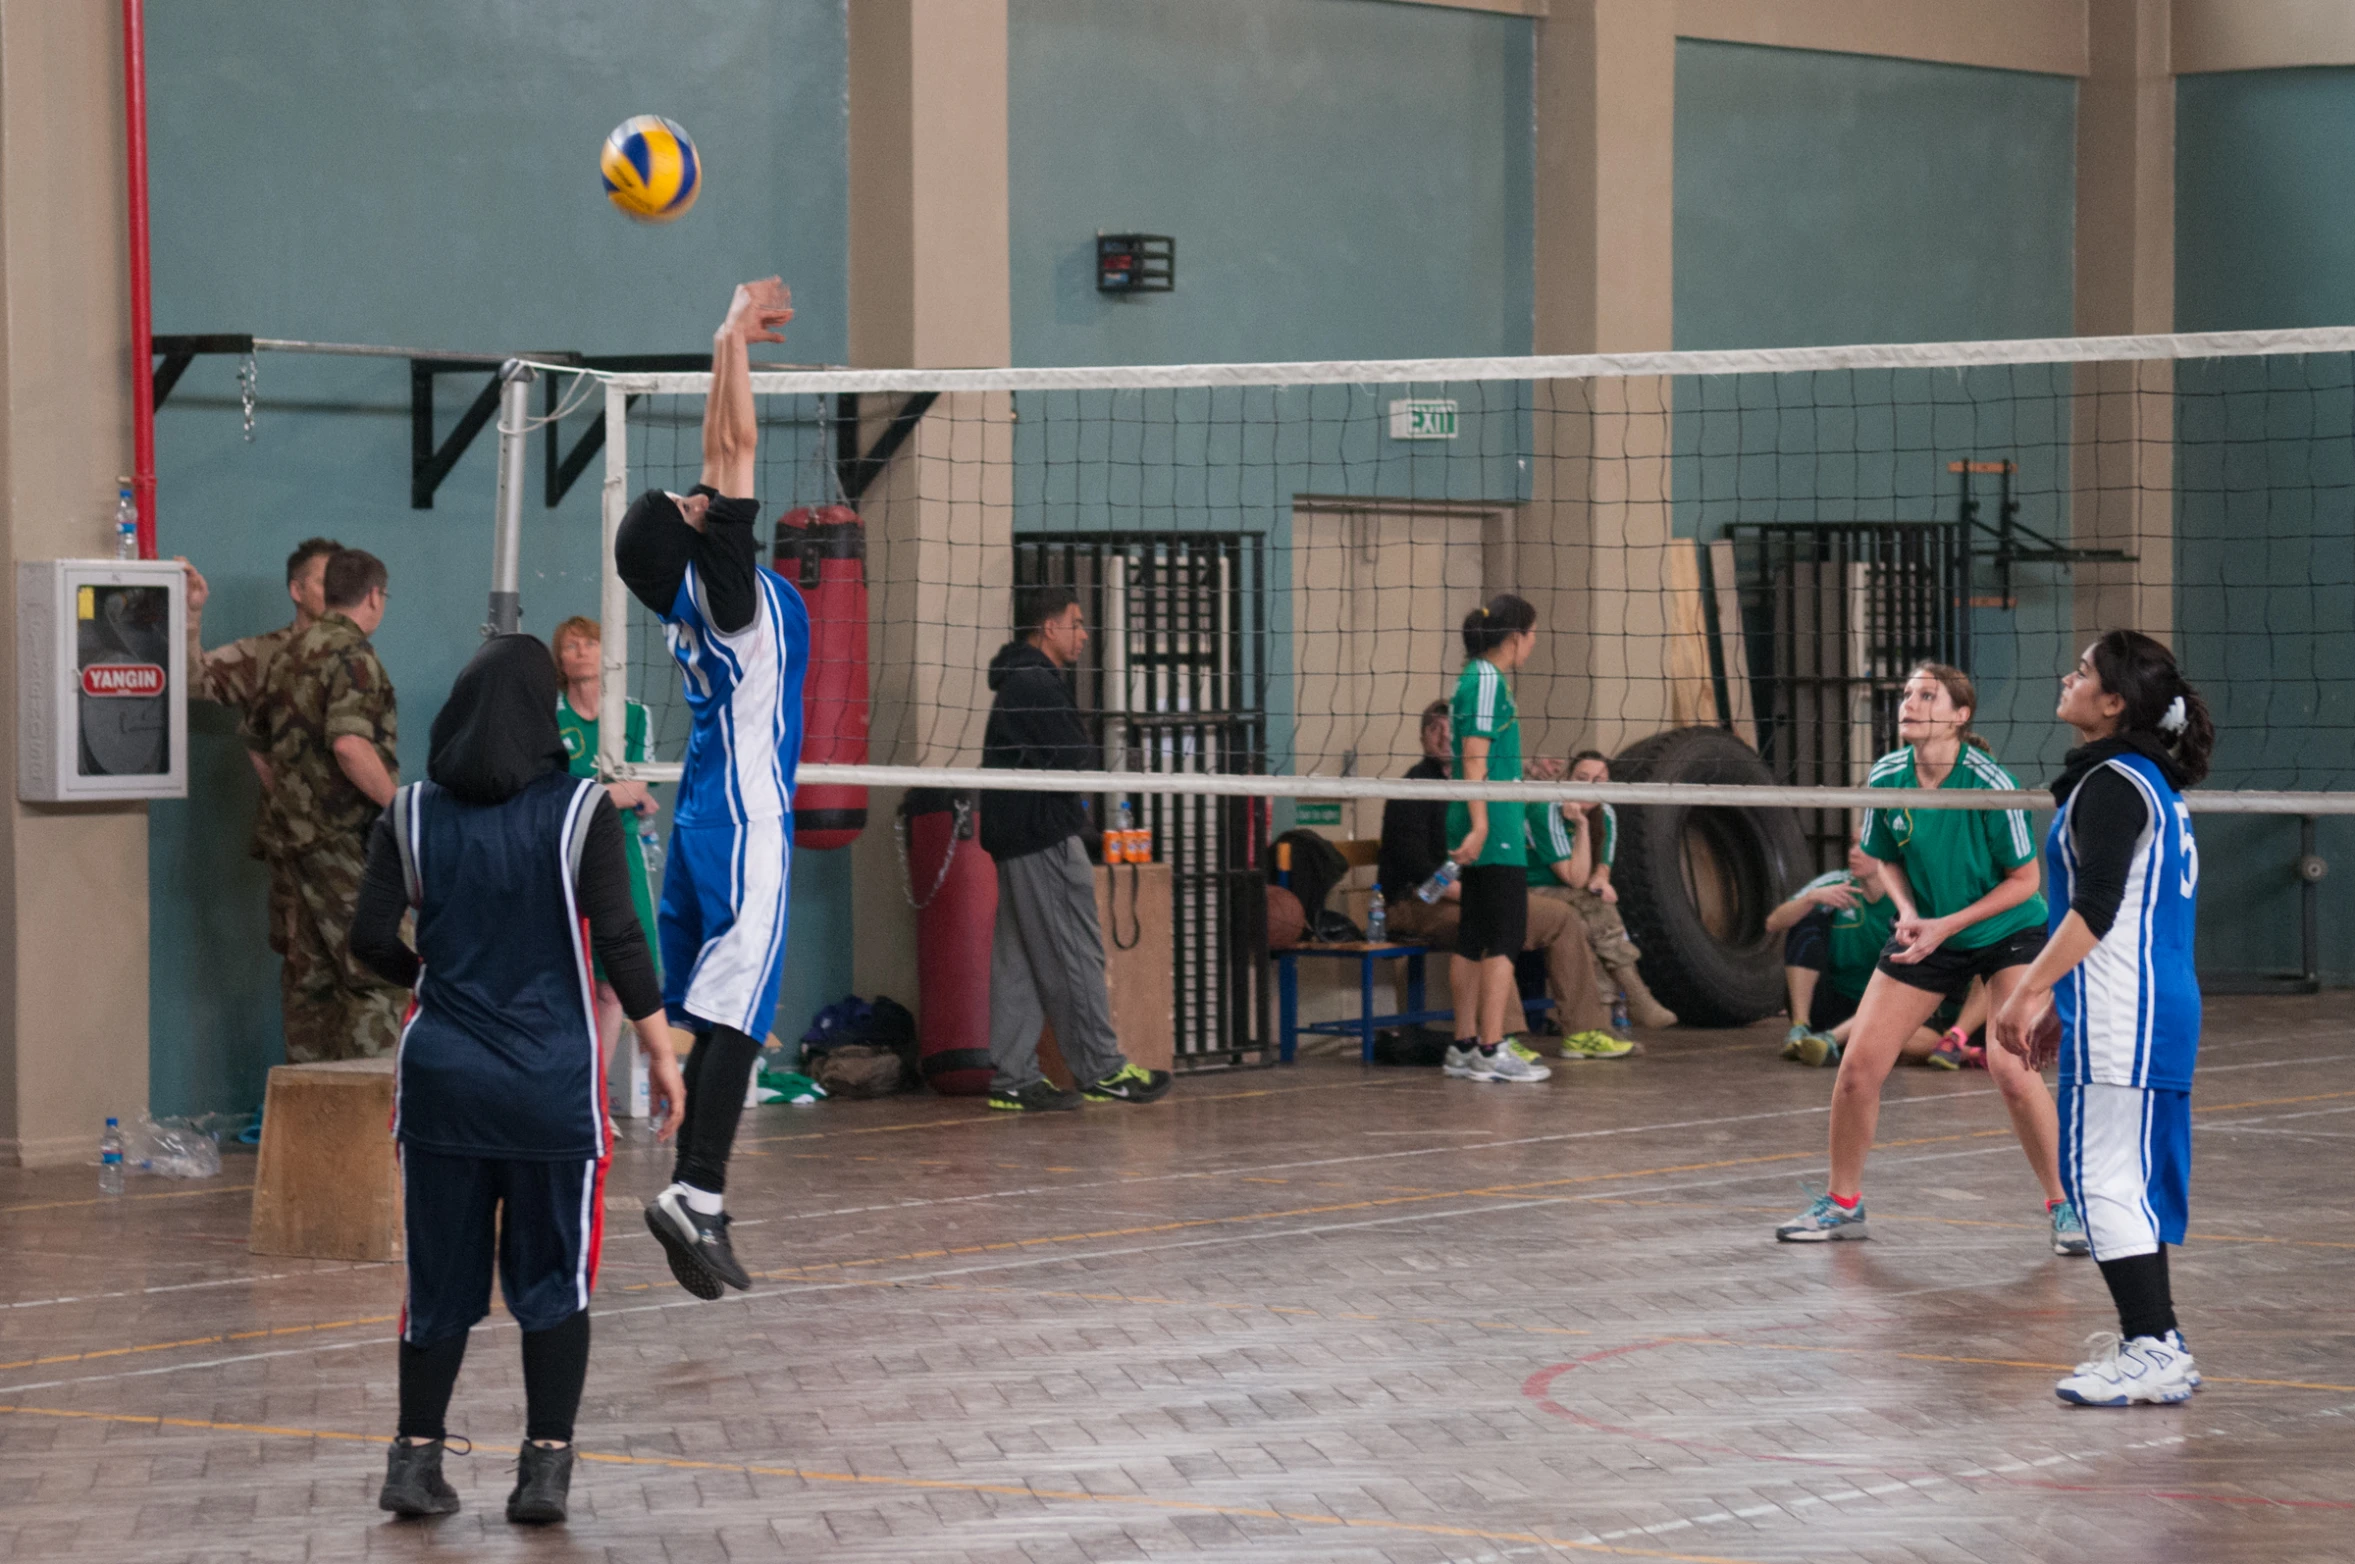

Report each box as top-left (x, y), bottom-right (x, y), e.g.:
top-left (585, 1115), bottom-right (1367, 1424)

top-left (1388, 399), bottom-right (1458, 440)
top-left (1295, 801), bottom-right (1343, 826)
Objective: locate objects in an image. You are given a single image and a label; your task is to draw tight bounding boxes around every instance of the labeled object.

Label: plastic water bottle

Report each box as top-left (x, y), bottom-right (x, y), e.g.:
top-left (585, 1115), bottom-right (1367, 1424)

top-left (112, 484), bottom-right (139, 561)
top-left (1416, 861), bottom-right (1460, 905)
top-left (1366, 887), bottom-right (1387, 944)
top-left (637, 822), bottom-right (664, 882)
top-left (98, 1118), bottom-right (125, 1196)
top-left (1611, 994), bottom-right (1631, 1033)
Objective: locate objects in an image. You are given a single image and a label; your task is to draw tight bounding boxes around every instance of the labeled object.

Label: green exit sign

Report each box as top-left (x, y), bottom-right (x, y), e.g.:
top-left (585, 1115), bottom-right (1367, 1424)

top-left (1295, 801), bottom-right (1343, 826)
top-left (1387, 398), bottom-right (1458, 440)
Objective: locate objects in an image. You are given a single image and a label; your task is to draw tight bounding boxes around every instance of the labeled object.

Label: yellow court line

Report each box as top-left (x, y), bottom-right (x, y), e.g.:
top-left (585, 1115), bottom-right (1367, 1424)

top-left (0, 1313), bottom-right (401, 1375)
top-left (0, 1182), bottom-right (255, 1216)
top-left (0, 1402), bottom-right (1760, 1564)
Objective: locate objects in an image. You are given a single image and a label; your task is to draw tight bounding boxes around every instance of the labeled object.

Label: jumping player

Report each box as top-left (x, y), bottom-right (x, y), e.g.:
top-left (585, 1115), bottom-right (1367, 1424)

top-left (617, 277), bottom-right (809, 1299)
top-left (1776, 662), bottom-right (2090, 1255)
top-left (352, 635), bottom-right (686, 1525)
top-left (1995, 632), bottom-right (2211, 1406)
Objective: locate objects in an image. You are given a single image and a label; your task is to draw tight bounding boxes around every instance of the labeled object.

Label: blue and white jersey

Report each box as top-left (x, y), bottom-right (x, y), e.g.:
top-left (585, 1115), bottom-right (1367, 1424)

top-left (661, 561), bottom-right (809, 830)
top-left (2046, 751), bottom-right (2201, 1091)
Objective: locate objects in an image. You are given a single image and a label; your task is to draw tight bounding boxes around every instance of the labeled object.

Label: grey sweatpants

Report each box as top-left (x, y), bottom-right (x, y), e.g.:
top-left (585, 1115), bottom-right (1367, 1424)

top-left (989, 836), bottom-right (1129, 1093)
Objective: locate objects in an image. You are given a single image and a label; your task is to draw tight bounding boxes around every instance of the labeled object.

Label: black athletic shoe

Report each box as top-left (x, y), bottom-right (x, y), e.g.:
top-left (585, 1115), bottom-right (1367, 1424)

top-left (1082, 1063), bottom-right (1172, 1104)
top-left (378, 1436), bottom-right (460, 1518)
top-left (505, 1441), bottom-right (574, 1526)
top-left (987, 1080), bottom-right (1083, 1112)
top-left (644, 1188), bottom-right (751, 1297)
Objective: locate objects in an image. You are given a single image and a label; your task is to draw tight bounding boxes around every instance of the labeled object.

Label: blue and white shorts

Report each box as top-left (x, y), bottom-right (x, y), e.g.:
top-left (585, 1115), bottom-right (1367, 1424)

top-left (2059, 1081), bottom-right (2191, 1260)
top-left (659, 816), bottom-right (792, 1042)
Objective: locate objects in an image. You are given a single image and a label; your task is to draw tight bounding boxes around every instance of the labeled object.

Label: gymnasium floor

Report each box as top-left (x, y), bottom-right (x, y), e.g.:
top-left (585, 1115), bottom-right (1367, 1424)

top-left (3, 994), bottom-right (2350, 1564)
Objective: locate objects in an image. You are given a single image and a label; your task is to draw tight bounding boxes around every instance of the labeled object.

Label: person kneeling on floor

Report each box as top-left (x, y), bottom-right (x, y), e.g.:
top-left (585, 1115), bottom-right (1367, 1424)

top-left (1765, 825), bottom-right (1985, 1070)
top-left (351, 635), bottom-right (687, 1527)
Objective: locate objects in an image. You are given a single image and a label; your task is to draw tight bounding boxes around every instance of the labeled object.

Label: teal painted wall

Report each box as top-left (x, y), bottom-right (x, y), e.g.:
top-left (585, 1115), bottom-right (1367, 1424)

top-left (145, 1), bottom-right (852, 1115)
top-left (1008, 0), bottom-right (1533, 367)
top-left (1671, 41), bottom-right (2080, 778)
top-left (2176, 69), bottom-right (2355, 981)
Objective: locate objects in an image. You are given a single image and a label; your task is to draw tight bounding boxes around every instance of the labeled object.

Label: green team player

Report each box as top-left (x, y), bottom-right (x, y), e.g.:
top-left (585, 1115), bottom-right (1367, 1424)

top-left (553, 616), bottom-right (661, 1067)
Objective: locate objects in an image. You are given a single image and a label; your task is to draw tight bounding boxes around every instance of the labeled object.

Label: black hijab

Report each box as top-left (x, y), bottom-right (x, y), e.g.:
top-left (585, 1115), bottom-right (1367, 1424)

top-left (428, 634), bottom-right (571, 805)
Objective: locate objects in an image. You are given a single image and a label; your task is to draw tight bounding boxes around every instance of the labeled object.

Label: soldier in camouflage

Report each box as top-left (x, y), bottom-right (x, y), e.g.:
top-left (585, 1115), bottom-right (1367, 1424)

top-left (254, 548), bottom-right (407, 1063)
top-left (181, 539), bottom-right (341, 968)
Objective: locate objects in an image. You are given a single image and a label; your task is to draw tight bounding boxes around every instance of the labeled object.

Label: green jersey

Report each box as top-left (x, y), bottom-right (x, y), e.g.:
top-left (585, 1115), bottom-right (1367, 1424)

top-left (1448, 657), bottom-right (1524, 867)
top-left (1525, 803), bottom-right (1576, 888)
top-left (1798, 869), bottom-right (1899, 997)
top-left (1858, 745), bottom-right (2046, 950)
top-left (557, 695), bottom-right (659, 974)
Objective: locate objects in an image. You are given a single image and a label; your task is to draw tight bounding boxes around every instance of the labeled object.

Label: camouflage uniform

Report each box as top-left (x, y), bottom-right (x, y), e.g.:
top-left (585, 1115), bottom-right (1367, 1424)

top-left (189, 625), bottom-right (301, 956)
top-left (255, 614), bottom-right (406, 1063)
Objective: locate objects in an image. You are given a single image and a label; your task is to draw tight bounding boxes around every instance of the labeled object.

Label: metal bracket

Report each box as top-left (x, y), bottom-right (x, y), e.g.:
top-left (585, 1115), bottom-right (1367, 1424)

top-left (834, 391), bottom-right (939, 504)
top-left (1952, 459), bottom-right (2137, 607)
top-left (152, 334), bottom-right (256, 409)
top-left (541, 353), bottom-right (724, 506)
top-left (411, 359), bottom-right (509, 509)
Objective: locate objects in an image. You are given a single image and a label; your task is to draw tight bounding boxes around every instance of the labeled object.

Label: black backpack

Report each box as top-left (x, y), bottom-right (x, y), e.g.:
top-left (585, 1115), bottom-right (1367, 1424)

top-left (1272, 829), bottom-right (1359, 943)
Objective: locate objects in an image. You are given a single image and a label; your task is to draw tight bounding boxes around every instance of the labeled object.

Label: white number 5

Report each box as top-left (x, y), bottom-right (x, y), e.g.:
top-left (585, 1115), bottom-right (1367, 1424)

top-left (2174, 801), bottom-right (2199, 896)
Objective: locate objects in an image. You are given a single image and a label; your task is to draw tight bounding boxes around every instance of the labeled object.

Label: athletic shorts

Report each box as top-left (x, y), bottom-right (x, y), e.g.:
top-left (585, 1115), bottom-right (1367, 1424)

top-left (2059, 1082), bottom-right (2190, 1259)
top-left (661, 816), bottom-right (792, 1041)
top-left (1455, 864), bottom-right (1527, 961)
top-left (1875, 924), bottom-right (2046, 1001)
top-left (1788, 911), bottom-right (1959, 1032)
top-left (399, 1144), bottom-right (606, 1344)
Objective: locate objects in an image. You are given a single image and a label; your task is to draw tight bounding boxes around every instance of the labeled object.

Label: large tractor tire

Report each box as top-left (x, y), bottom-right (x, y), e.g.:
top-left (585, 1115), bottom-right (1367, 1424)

top-left (1609, 727), bottom-right (1811, 1027)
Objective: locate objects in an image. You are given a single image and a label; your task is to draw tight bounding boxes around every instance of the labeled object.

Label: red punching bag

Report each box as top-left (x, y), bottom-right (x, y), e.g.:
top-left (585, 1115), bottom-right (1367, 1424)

top-left (902, 790), bottom-right (996, 1095)
top-left (775, 505), bottom-right (869, 848)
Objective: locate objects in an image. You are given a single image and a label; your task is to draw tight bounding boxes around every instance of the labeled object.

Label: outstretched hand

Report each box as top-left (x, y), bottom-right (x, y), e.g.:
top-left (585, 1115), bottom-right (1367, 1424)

top-left (724, 277), bottom-right (794, 345)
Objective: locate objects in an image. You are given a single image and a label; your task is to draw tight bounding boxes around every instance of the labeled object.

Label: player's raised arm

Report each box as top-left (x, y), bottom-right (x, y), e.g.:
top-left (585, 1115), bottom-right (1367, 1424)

top-left (701, 277), bottom-right (792, 498)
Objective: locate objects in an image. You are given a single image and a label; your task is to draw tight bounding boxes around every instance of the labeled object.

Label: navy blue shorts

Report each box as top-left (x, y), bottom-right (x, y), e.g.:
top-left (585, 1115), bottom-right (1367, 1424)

top-left (399, 1144), bottom-right (606, 1344)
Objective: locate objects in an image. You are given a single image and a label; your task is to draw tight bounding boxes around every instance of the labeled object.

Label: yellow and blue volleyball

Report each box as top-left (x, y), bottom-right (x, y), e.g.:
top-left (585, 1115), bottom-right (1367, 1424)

top-left (600, 116), bottom-right (699, 223)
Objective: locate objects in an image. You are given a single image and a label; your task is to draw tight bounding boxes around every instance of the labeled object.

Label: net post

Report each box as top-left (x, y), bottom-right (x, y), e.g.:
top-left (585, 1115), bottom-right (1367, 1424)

top-left (597, 380), bottom-right (630, 781)
top-left (485, 360), bottom-right (532, 636)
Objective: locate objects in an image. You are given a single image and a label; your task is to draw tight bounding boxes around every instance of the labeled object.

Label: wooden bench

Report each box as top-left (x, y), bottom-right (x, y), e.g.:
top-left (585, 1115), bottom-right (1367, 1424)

top-left (249, 1057), bottom-right (403, 1262)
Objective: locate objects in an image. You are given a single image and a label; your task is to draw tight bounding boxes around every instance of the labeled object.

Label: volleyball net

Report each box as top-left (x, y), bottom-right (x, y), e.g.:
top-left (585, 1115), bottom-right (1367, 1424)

top-left (571, 327), bottom-right (2355, 825)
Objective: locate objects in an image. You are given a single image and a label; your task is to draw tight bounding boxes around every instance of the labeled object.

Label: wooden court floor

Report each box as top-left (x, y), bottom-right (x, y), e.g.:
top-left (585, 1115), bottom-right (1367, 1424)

top-left (4, 993), bottom-right (2352, 1563)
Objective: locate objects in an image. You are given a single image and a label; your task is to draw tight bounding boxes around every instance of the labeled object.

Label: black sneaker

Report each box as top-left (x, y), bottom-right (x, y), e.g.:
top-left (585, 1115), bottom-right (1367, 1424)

top-left (1081, 1063), bottom-right (1172, 1104)
top-left (644, 1188), bottom-right (751, 1297)
top-left (378, 1436), bottom-right (460, 1517)
top-left (505, 1441), bottom-right (574, 1526)
top-left (987, 1080), bottom-right (1083, 1112)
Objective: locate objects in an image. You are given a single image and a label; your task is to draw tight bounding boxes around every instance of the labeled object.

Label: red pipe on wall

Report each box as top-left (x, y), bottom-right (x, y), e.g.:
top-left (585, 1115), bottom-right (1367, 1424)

top-left (122, 0), bottom-right (156, 559)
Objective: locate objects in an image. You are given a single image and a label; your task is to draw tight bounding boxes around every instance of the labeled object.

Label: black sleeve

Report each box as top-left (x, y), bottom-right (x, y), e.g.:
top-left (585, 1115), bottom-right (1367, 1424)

top-left (2066, 768), bottom-right (2151, 939)
top-left (1377, 799), bottom-right (1447, 897)
top-left (998, 667), bottom-right (1099, 771)
top-left (614, 486), bottom-right (760, 633)
top-left (349, 815), bottom-right (420, 989)
top-left (578, 796), bottom-right (664, 1020)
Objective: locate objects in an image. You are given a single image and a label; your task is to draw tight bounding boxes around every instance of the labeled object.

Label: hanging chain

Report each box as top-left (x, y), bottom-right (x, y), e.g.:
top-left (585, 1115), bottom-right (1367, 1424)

top-left (237, 355), bottom-right (257, 442)
top-left (895, 794), bottom-right (970, 910)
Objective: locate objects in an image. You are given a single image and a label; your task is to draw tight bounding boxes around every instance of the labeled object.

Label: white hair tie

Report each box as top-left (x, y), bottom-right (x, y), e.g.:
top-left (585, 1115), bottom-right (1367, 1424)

top-left (2159, 694), bottom-right (2188, 736)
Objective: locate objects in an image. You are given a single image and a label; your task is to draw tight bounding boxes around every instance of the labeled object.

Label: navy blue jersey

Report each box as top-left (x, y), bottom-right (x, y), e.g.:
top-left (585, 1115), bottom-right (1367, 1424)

top-left (663, 561), bottom-right (808, 829)
top-left (2046, 751), bottom-right (2202, 1091)
top-left (389, 772), bottom-right (607, 1159)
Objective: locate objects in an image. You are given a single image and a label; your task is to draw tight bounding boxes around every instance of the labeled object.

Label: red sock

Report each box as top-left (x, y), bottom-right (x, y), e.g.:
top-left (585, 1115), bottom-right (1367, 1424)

top-left (2046, 1198), bottom-right (2065, 1212)
top-left (1828, 1190), bottom-right (1861, 1210)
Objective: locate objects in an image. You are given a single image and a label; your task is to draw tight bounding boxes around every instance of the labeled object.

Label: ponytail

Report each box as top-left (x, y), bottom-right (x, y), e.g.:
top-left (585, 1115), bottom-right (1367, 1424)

top-left (2089, 630), bottom-right (2213, 786)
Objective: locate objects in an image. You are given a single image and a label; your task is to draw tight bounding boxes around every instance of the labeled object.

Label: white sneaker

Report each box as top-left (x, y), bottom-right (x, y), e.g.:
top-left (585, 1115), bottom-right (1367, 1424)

top-left (1442, 1044), bottom-right (1484, 1079)
top-left (1470, 1045), bottom-right (1551, 1083)
top-left (2054, 1332), bottom-right (2196, 1406)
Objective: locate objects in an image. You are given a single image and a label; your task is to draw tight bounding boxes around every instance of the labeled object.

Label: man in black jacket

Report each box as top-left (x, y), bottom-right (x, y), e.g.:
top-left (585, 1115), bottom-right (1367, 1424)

top-left (979, 585), bottom-right (1173, 1112)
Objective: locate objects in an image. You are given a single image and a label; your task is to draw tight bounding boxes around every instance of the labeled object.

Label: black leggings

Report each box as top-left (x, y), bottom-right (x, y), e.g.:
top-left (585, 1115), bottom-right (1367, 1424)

top-left (397, 1309), bottom-right (590, 1444)
top-left (673, 1024), bottom-right (763, 1195)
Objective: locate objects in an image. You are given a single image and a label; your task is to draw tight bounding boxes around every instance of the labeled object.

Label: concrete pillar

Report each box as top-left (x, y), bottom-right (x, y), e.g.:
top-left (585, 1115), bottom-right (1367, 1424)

top-left (2073, 0), bottom-right (2175, 644)
top-left (844, 0), bottom-right (1012, 1005)
top-left (0, 0), bottom-right (150, 1165)
top-left (1526, 1), bottom-right (1679, 759)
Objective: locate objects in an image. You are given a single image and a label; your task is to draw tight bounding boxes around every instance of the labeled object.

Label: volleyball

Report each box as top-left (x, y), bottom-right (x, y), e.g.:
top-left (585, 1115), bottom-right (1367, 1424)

top-left (600, 115), bottom-right (699, 223)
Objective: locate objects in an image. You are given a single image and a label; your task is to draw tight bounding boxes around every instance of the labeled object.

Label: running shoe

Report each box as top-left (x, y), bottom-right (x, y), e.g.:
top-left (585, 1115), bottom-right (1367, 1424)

top-left (645, 1187), bottom-right (751, 1298)
top-left (1559, 1029), bottom-right (1636, 1061)
top-left (2050, 1199), bottom-right (2093, 1257)
top-left (1927, 1031), bottom-right (1970, 1070)
top-left (1442, 1043), bottom-right (1485, 1079)
top-left (1781, 1024), bottom-right (1809, 1061)
top-left (1775, 1187), bottom-right (1869, 1242)
top-left (987, 1080), bottom-right (1082, 1112)
top-left (1506, 1036), bottom-right (1543, 1062)
top-left (379, 1437), bottom-right (461, 1517)
top-left (505, 1441), bottom-right (575, 1525)
top-left (2054, 1332), bottom-right (2195, 1406)
top-left (1082, 1063), bottom-right (1172, 1104)
top-left (1469, 1045), bottom-right (1551, 1083)
top-left (2165, 1329), bottom-right (2203, 1389)
top-left (1796, 1032), bottom-right (1843, 1069)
